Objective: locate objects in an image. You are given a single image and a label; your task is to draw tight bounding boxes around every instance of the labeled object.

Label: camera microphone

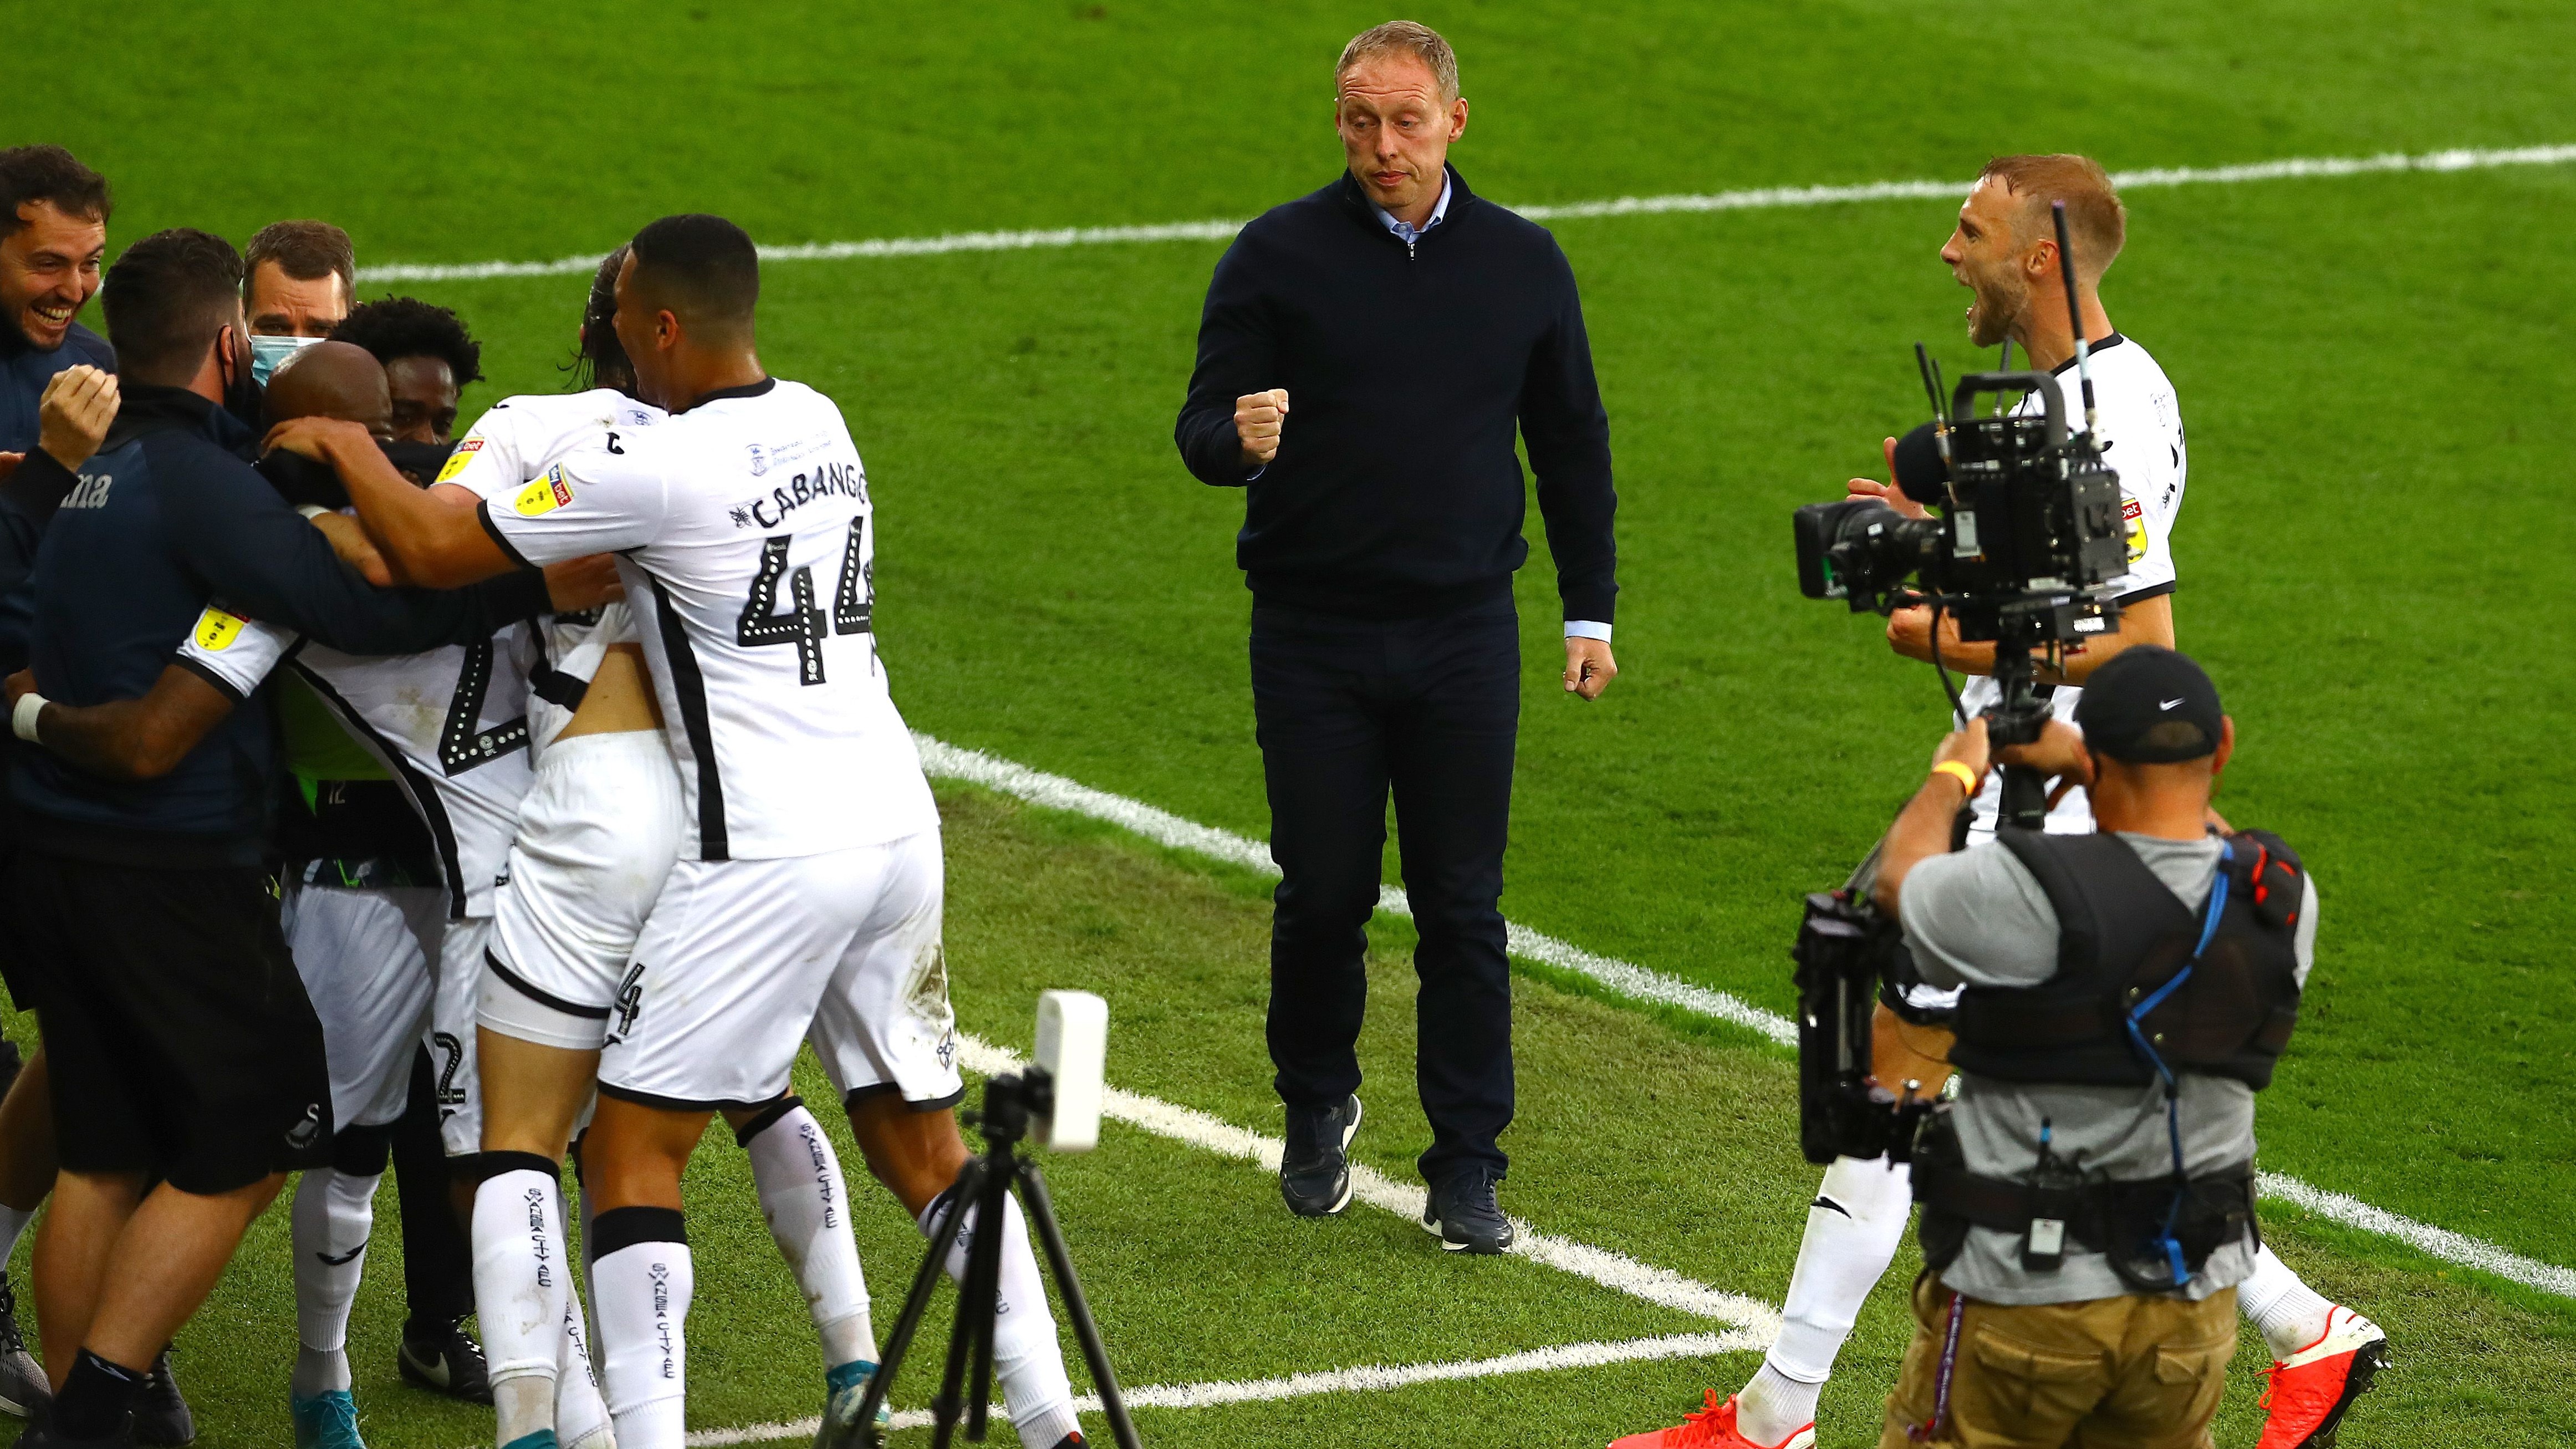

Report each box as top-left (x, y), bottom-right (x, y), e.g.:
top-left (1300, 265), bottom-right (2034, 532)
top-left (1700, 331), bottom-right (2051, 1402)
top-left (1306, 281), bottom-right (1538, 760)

top-left (1891, 421), bottom-right (1949, 506)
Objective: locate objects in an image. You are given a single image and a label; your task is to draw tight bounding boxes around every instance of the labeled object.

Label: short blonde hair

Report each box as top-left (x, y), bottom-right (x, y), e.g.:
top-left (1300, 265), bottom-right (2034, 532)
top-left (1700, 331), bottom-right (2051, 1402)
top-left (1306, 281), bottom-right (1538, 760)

top-left (1978, 154), bottom-right (2125, 279)
top-left (1335, 21), bottom-right (1459, 101)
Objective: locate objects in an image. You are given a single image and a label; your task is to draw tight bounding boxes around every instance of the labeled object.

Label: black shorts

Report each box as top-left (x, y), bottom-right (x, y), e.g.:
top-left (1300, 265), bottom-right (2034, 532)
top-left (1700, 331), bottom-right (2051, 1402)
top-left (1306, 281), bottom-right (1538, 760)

top-left (11, 850), bottom-right (332, 1193)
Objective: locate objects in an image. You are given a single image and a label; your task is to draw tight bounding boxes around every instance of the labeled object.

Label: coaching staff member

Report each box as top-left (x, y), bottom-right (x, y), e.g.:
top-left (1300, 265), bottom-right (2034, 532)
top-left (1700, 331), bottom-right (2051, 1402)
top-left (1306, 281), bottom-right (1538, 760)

top-left (6, 228), bottom-right (562, 1443)
top-left (1869, 648), bottom-right (2315, 1448)
top-left (1174, 19), bottom-right (1617, 1254)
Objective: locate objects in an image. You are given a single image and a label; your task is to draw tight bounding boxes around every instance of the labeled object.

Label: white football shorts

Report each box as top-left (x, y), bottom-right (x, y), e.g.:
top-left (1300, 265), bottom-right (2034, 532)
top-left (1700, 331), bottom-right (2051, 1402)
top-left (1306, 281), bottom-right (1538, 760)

top-left (598, 828), bottom-right (958, 1112)
top-left (479, 729), bottom-right (684, 1050)
top-left (283, 881), bottom-right (443, 1133)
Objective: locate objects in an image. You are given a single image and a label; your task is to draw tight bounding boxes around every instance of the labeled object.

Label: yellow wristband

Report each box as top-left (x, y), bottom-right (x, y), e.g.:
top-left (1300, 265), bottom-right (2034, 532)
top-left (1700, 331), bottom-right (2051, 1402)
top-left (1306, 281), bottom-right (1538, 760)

top-left (1930, 761), bottom-right (1981, 797)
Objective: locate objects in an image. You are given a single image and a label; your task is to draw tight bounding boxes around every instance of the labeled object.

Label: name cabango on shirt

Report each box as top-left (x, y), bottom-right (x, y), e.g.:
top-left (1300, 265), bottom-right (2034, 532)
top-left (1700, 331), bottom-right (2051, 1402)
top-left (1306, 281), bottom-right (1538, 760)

top-left (727, 436), bottom-right (866, 532)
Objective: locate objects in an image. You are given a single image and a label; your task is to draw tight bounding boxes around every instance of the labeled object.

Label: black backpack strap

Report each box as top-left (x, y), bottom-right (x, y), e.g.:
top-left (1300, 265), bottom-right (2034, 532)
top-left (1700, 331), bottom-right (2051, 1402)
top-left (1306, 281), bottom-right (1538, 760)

top-left (1993, 827), bottom-right (2098, 974)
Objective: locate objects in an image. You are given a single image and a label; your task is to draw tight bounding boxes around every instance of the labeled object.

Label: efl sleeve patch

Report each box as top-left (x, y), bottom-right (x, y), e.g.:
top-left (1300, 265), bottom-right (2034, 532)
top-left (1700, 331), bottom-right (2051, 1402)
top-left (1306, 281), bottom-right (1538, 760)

top-left (435, 436), bottom-right (486, 483)
top-left (193, 606), bottom-right (247, 651)
top-left (2121, 494), bottom-right (2147, 563)
top-left (514, 465), bottom-right (575, 517)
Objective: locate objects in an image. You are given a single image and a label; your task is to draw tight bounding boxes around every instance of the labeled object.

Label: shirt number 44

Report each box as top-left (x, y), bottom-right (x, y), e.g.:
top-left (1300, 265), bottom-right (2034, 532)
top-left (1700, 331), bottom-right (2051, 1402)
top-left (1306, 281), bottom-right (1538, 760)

top-left (735, 518), bottom-right (873, 685)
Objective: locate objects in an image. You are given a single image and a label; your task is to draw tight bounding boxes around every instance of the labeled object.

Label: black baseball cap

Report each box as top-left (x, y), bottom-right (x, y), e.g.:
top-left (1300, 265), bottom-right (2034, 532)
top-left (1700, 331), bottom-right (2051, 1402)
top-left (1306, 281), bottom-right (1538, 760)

top-left (2075, 646), bottom-right (2225, 763)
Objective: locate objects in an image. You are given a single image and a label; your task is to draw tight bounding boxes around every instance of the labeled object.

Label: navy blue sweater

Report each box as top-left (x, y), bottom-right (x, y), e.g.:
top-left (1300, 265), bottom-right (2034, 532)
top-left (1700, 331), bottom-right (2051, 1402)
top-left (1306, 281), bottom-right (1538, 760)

top-left (1175, 167), bottom-right (1616, 622)
top-left (13, 386), bottom-right (549, 866)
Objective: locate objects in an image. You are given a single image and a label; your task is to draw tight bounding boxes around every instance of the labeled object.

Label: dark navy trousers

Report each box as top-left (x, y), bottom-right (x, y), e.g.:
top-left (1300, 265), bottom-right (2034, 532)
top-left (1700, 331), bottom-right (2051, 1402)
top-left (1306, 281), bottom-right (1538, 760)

top-left (1251, 600), bottom-right (1518, 1187)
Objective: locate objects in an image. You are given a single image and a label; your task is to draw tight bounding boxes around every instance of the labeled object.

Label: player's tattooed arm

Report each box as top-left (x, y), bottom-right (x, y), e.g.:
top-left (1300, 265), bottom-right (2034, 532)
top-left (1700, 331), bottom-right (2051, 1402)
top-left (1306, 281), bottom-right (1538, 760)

top-left (5, 664), bottom-right (235, 782)
top-left (264, 416), bottom-right (517, 589)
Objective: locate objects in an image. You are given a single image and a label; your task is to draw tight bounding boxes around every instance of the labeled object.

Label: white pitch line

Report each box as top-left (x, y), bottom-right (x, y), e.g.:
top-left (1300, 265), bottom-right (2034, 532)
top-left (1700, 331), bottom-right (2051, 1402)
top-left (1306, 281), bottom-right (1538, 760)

top-left (363, 142), bottom-right (2576, 283)
top-left (918, 734), bottom-right (1797, 1045)
top-left (683, 1331), bottom-right (1754, 1446)
top-left (917, 734), bottom-right (2576, 1301)
top-left (954, 1035), bottom-right (1779, 1334)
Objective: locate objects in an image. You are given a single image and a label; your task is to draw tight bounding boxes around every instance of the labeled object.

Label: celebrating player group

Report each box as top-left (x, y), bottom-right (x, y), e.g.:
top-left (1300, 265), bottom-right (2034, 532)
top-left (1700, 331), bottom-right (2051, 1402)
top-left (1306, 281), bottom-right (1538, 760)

top-left (1, 197), bottom-right (1089, 1449)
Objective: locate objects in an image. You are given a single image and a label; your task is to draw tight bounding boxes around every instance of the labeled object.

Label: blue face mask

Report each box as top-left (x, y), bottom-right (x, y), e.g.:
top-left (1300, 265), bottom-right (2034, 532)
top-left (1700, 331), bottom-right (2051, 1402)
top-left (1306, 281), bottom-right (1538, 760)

top-left (249, 333), bottom-right (322, 386)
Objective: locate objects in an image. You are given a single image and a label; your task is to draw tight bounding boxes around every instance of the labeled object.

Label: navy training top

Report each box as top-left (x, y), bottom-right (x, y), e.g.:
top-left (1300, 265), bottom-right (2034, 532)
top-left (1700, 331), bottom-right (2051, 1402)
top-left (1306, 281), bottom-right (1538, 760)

top-left (12, 385), bottom-right (550, 867)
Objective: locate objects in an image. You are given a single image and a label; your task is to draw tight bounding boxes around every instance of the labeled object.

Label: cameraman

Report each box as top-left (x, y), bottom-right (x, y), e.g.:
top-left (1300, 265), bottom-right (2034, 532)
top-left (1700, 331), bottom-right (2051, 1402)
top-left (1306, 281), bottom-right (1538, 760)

top-left (1616, 157), bottom-right (2380, 1449)
top-left (1866, 647), bottom-right (2307, 1446)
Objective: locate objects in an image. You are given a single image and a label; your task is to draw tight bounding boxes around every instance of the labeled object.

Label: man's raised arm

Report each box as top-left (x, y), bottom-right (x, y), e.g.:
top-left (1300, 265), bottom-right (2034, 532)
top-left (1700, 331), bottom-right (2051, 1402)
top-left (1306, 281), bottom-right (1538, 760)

top-left (158, 438), bottom-right (554, 656)
top-left (266, 416), bottom-right (517, 588)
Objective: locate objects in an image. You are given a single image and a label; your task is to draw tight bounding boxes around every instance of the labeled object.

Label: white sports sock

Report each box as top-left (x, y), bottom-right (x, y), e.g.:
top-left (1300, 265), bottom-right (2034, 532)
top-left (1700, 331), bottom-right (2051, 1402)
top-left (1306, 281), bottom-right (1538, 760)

top-left (744, 1105), bottom-right (875, 1370)
top-left (1757, 1154), bottom-right (1913, 1411)
top-left (551, 1190), bottom-right (613, 1447)
top-left (2238, 1242), bottom-right (2335, 1358)
top-left (1736, 1364), bottom-right (1819, 1447)
top-left (0, 1202), bottom-right (36, 1267)
top-left (920, 1191), bottom-right (1078, 1447)
top-left (291, 1167), bottom-right (381, 1396)
top-left (554, 1298), bottom-right (615, 1449)
top-left (475, 1166), bottom-right (570, 1445)
top-left (595, 1236), bottom-right (694, 1449)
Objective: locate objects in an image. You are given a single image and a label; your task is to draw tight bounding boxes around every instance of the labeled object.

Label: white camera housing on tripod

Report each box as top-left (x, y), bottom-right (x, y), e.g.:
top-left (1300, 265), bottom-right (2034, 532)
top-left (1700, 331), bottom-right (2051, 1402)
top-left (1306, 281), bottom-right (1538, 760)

top-left (1032, 989), bottom-right (1108, 1152)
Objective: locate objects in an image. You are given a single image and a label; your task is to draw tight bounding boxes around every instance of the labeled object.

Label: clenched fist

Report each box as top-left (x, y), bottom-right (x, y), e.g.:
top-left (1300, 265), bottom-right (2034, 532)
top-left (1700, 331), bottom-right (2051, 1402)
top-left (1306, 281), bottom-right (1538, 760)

top-left (1235, 388), bottom-right (1289, 468)
top-left (38, 365), bottom-right (119, 472)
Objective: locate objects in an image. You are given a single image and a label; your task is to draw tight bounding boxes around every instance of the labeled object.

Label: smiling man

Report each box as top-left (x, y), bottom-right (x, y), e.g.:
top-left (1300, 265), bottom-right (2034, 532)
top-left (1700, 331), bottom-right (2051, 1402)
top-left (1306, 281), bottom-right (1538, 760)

top-left (1174, 21), bottom-right (1619, 1255)
top-left (0, 147), bottom-right (115, 464)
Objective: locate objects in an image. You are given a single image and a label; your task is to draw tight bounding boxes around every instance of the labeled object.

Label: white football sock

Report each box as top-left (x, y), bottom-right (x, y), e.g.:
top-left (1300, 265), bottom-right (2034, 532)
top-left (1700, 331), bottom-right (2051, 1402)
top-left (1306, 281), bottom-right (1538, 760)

top-left (290, 1167), bottom-right (380, 1396)
top-left (2238, 1242), bottom-right (2336, 1358)
top-left (475, 1166), bottom-right (570, 1445)
top-left (1746, 1154), bottom-right (1913, 1440)
top-left (595, 1233), bottom-right (694, 1449)
top-left (744, 1104), bottom-right (875, 1370)
top-left (0, 1202), bottom-right (36, 1267)
top-left (550, 1188), bottom-right (613, 1447)
top-left (555, 1297), bottom-right (615, 1449)
top-left (921, 1190), bottom-right (1078, 1447)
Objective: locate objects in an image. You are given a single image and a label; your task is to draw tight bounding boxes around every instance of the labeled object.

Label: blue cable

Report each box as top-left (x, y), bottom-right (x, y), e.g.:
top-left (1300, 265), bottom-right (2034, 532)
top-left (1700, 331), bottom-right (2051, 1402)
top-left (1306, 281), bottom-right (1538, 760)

top-left (2120, 841), bottom-right (2232, 1287)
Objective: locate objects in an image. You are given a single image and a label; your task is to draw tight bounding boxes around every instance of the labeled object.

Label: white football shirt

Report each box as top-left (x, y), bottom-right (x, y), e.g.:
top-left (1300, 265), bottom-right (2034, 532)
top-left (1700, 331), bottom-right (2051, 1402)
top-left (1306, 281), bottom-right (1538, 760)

top-left (442, 388), bottom-right (668, 757)
top-left (478, 377), bottom-right (937, 863)
top-left (178, 603), bottom-right (539, 918)
top-left (1955, 333), bottom-right (2188, 836)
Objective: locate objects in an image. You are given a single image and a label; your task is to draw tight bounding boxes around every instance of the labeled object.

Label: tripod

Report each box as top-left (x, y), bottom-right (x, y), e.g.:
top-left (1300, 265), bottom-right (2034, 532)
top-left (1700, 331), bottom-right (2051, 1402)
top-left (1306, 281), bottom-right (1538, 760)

top-left (844, 1068), bottom-right (1144, 1449)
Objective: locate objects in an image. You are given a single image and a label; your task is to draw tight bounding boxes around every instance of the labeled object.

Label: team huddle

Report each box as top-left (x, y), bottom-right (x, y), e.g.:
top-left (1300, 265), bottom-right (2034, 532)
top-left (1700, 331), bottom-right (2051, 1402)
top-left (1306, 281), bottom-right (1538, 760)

top-left (0, 163), bottom-right (1088, 1449)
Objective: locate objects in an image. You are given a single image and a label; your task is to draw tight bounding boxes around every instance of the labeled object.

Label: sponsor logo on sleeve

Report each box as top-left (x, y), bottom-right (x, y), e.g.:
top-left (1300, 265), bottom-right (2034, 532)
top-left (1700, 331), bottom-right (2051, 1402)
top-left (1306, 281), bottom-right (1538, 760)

top-left (193, 606), bottom-right (248, 651)
top-left (434, 436), bottom-right (485, 483)
top-left (2121, 494), bottom-right (2147, 563)
top-left (514, 465), bottom-right (574, 517)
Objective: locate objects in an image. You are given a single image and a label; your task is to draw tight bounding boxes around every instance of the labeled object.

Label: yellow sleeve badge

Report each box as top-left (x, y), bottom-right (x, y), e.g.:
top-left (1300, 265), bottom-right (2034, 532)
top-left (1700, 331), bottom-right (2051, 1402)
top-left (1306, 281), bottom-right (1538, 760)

top-left (2121, 494), bottom-right (2147, 563)
top-left (514, 466), bottom-right (574, 517)
top-left (434, 436), bottom-right (486, 483)
top-left (193, 606), bottom-right (248, 652)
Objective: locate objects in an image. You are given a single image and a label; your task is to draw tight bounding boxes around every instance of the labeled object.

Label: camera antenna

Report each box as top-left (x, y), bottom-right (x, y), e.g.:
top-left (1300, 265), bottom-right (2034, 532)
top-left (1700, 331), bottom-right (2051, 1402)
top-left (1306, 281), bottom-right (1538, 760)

top-left (2051, 200), bottom-right (2099, 438)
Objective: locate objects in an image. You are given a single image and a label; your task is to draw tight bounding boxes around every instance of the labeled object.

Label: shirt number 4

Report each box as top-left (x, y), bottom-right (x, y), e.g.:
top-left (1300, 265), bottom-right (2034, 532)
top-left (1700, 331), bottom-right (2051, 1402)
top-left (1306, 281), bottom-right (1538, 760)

top-left (735, 518), bottom-right (873, 685)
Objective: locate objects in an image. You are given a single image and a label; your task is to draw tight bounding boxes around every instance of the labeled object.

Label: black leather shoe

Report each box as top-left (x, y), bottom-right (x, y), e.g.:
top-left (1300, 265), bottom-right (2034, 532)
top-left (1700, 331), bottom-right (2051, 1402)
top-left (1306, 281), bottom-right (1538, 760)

top-left (1278, 1095), bottom-right (1361, 1217)
top-left (1421, 1168), bottom-right (1513, 1254)
top-left (12, 1420), bottom-right (132, 1448)
top-left (397, 1315), bottom-right (493, 1405)
top-left (0, 1277), bottom-right (49, 1419)
top-left (128, 1351), bottom-right (190, 1447)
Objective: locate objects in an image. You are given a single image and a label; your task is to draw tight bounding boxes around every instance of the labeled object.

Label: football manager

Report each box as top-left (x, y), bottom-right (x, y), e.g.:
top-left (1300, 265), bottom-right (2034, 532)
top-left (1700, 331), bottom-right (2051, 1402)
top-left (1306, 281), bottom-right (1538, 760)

top-left (1173, 19), bottom-right (1617, 1254)
top-left (1866, 646), bottom-right (2317, 1448)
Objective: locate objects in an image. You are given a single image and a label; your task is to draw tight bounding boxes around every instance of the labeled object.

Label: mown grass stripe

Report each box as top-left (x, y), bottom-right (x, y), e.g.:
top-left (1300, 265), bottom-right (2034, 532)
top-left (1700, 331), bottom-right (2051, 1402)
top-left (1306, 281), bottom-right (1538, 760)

top-left (364, 142), bottom-right (2576, 283)
top-left (953, 1035), bottom-right (1779, 1332)
top-left (917, 734), bottom-right (2576, 1302)
top-left (680, 1332), bottom-right (1756, 1445)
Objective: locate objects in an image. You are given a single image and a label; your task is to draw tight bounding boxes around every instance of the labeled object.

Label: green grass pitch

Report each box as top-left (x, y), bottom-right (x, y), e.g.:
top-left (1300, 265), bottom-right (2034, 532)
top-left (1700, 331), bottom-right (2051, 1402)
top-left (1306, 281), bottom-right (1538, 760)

top-left (23, 0), bottom-right (2576, 1443)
